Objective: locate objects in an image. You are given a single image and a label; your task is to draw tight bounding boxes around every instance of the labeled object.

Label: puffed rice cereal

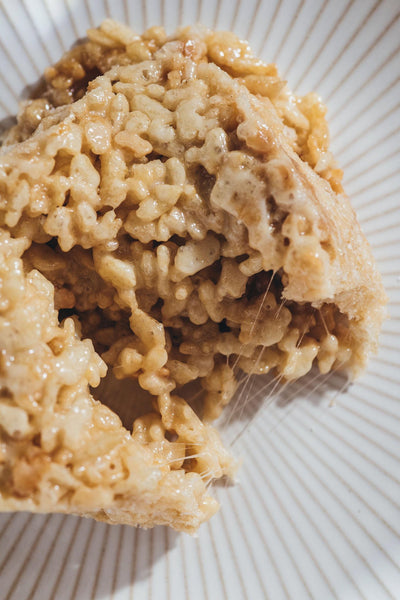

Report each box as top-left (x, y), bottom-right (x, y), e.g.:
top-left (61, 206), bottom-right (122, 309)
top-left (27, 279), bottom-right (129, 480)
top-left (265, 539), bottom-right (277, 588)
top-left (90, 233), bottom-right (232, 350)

top-left (0, 21), bottom-right (386, 532)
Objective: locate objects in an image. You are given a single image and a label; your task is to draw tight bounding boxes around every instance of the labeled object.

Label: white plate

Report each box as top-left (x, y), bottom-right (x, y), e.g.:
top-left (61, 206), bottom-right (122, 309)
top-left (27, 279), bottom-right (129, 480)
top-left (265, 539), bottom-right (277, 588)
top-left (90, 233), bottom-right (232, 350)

top-left (0, 1), bottom-right (399, 599)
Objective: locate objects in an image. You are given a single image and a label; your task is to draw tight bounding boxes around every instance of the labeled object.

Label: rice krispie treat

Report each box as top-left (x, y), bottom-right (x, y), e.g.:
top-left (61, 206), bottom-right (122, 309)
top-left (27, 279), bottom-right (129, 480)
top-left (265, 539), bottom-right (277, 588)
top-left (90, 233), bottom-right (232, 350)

top-left (0, 21), bottom-right (386, 531)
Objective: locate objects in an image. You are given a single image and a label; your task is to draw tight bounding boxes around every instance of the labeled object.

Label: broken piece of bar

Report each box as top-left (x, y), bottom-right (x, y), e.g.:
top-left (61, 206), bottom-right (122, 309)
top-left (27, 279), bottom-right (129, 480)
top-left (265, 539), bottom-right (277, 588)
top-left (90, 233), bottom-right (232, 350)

top-left (0, 21), bottom-right (386, 532)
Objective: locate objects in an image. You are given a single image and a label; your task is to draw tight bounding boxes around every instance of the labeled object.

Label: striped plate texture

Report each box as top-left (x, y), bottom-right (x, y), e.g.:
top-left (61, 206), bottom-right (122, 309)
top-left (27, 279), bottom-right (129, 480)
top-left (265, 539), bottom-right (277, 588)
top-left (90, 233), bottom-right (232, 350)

top-left (0, 1), bottom-right (399, 599)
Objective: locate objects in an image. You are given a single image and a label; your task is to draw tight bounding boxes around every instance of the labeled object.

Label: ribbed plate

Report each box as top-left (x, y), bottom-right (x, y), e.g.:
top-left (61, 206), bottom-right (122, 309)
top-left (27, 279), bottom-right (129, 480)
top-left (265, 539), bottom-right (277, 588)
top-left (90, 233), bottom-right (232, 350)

top-left (0, 1), bottom-right (399, 599)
